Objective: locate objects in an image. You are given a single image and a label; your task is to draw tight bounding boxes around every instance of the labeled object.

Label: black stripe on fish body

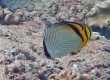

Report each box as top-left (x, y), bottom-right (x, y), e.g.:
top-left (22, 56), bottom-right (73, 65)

top-left (83, 27), bottom-right (88, 46)
top-left (87, 26), bottom-right (91, 38)
top-left (84, 27), bottom-right (89, 40)
top-left (58, 22), bottom-right (84, 30)
top-left (68, 22), bottom-right (84, 30)
top-left (85, 26), bottom-right (91, 40)
top-left (43, 40), bottom-right (51, 58)
top-left (65, 23), bottom-right (84, 42)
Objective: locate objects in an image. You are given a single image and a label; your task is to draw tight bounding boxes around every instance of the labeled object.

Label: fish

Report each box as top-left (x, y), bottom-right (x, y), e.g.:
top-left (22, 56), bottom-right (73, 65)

top-left (41, 22), bottom-right (91, 58)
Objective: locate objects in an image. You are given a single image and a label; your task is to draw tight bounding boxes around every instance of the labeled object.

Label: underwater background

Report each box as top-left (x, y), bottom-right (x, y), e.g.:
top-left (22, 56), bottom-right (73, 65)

top-left (0, 0), bottom-right (110, 80)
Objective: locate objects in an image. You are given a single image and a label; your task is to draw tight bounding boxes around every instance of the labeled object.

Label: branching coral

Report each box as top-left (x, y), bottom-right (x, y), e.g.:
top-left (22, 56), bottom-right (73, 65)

top-left (0, 6), bottom-right (23, 24)
top-left (48, 70), bottom-right (94, 80)
top-left (86, 1), bottom-right (110, 29)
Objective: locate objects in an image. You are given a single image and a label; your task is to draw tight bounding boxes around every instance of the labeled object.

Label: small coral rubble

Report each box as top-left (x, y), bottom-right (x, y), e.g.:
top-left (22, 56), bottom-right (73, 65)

top-left (86, 1), bottom-right (110, 29)
top-left (48, 69), bottom-right (94, 80)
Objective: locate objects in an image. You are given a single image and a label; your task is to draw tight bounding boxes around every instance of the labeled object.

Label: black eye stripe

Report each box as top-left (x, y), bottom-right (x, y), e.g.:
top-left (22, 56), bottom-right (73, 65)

top-left (85, 26), bottom-right (91, 39)
top-left (85, 28), bottom-right (88, 40)
top-left (43, 40), bottom-right (51, 58)
top-left (88, 27), bottom-right (91, 38)
top-left (65, 23), bottom-right (84, 42)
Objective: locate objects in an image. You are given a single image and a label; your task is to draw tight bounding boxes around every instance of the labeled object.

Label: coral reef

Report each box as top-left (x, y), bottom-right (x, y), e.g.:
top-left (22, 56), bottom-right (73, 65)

top-left (0, 21), bottom-right (44, 80)
top-left (0, 0), bottom-right (110, 80)
top-left (0, 6), bottom-right (23, 24)
top-left (86, 1), bottom-right (110, 29)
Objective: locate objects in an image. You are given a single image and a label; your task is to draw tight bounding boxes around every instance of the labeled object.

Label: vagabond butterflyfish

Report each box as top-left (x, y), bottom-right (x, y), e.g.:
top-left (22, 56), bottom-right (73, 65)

top-left (41, 22), bottom-right (91, 58)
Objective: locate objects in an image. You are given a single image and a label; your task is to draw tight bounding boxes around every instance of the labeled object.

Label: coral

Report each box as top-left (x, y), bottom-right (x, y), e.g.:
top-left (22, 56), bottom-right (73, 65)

top-left (48, 70), bottom-right (94, 80)
top-left (5, 9), bottom-right (23, 24)
top-left (86, 1), bottom-right (110, 29)
top-left (0, 6), bottom-right (23, 24)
